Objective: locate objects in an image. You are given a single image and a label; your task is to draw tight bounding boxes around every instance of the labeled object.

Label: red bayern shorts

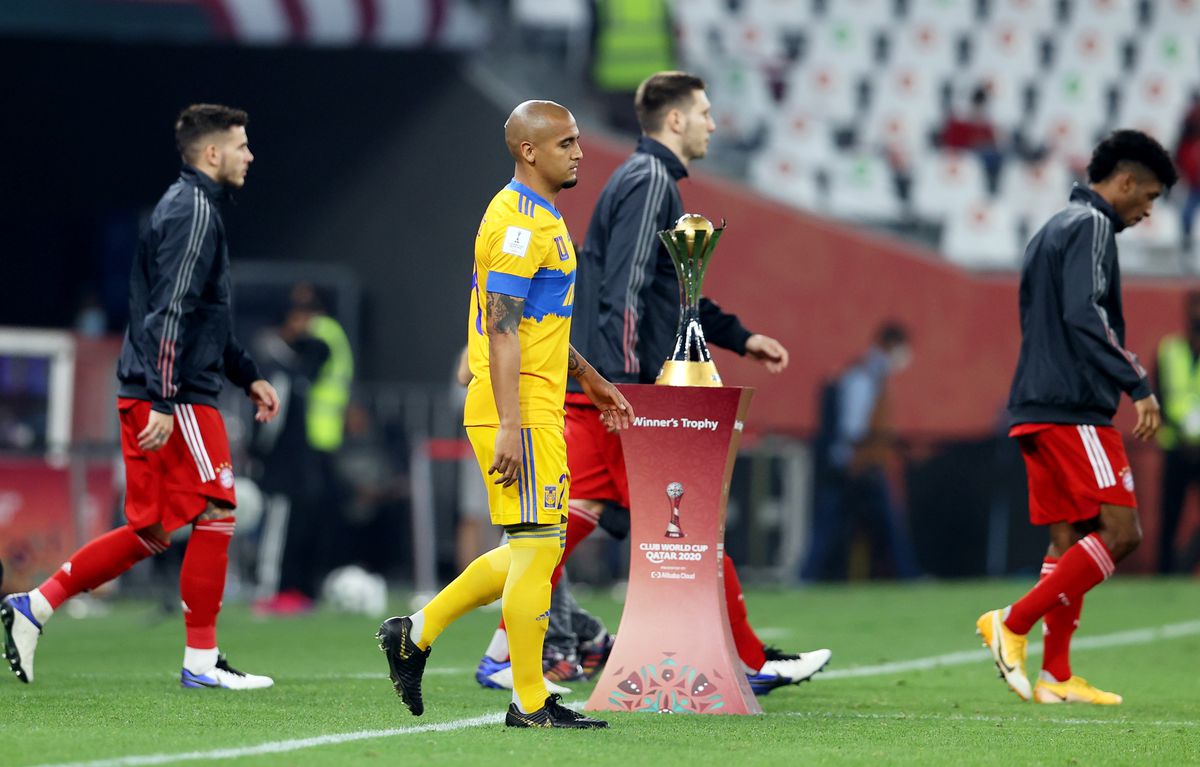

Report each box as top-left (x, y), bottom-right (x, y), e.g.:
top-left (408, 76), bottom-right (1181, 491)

top-left (118, 398), bottom-right (237, 532)
top-left (1010, 423), bottom-right (1137, 525)
top-left (564, 392), bottom-right (630, 508)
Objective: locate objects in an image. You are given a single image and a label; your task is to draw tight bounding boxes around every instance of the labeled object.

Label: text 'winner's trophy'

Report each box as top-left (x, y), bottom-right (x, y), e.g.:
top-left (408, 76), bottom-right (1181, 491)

top-left (656, 214), bottom-right (724, 387)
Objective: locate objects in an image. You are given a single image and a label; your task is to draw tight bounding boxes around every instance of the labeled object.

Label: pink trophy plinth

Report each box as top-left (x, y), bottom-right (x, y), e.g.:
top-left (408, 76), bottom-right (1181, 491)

top-left (585, 383), bottom-right (759, 715)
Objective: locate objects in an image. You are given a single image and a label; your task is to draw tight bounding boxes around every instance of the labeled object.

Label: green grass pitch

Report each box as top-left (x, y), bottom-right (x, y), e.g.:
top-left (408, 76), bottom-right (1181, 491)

top-left (4, 578), bottom-right (1198, 766)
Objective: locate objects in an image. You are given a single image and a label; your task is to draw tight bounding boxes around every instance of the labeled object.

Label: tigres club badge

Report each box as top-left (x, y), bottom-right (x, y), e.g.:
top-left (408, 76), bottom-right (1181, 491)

top-left (218, 463), bottom-right (235, 489)
top-left (1120, 467), bottom-right (1134, 493)
top-left (543, 485), bottom-right (558, 510)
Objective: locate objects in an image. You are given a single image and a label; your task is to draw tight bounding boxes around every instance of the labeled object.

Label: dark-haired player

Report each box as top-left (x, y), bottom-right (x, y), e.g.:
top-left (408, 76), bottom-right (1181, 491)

top-left (978, 130), bottom-right (1178, 705)
top-left (2, 104), bottom-right (279, 689)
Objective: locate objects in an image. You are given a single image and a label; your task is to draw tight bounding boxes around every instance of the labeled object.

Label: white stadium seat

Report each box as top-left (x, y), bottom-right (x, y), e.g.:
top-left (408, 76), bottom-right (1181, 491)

top-left (805, 15), bottom-right (880, 81)
top-left (911, 150), bottom-right (989, 222)
top-left (748, 150), bottom-right (825, 211)
top-left (889, 19), bottom-right (961, 73)
top-left (826, 152), bottom-right (902, 222)
top-left (1115, 68), bottom-right (1192, 149)
top-left (988, 0), bottom-right (1060, 33)
top-left (1150, 0), bottom-right (1200, 32)
top-left (1066, 0), bottom-right (1141, 35)
top-left (1055, 24), bottom-right (1126, 83)
top-left (764, 107), bottom-right (839, 164)
top-left (1136, 27), bottom-right (1200, 80)
top-left (997, 157), bottom-right (1075, 233)
top-left (941, 198), bottom-right (1022, 268)
top-left (741, 0), bottom-right (817, 36)
top-left (782, 60), bottom-right (862, 125)
top-left (906, 0), bottom-right (978, 36)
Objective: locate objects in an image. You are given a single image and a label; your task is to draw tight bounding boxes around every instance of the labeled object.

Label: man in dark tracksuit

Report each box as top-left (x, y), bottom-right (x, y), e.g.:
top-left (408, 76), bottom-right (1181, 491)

top-left (977, 131), bottom-right (1176, 706)
top-left (1, 104), bottom-right (280, 690)
top-left (542, 71), bottom-right (828, 695)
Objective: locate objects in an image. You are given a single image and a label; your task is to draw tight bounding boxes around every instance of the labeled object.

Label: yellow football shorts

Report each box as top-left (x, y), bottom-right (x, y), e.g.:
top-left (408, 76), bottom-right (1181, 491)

top-left (465, 425), bottom-right (570, 527)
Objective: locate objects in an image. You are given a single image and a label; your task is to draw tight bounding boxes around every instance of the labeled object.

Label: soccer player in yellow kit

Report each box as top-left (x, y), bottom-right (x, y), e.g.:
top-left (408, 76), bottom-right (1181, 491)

top-left (377, 100), bottom-right (633, 729)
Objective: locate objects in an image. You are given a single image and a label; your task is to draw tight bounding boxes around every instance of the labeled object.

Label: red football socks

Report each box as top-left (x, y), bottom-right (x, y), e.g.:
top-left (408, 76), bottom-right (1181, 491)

top-left (38, 526), bottom-right (166, 609)
top-left (550, 504), bottom-right (600, 590)
top-left (1005, 534), bottom-right (1112, 636)
top-left (724, 554), bottom-right (767, 671)
top-left (1039, 556), bottom-right (1083, 683)
top-left (180, 518), bottom-right (235, 649)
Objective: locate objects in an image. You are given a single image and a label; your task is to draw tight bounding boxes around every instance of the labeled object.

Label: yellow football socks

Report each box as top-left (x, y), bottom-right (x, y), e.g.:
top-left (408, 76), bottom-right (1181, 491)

top-left (415, 546), bottom-right (510, 650)
top-left (504, 523), bottom-right (566, 713)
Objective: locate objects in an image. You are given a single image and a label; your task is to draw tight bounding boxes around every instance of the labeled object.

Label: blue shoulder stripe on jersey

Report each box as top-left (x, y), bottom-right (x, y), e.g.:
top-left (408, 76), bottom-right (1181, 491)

top-left (505, 179), bottom-right (562, 220)
top-left (487, 271), bottom-right (532, 299)
top-left (523, 267), bottom-right (575, 321)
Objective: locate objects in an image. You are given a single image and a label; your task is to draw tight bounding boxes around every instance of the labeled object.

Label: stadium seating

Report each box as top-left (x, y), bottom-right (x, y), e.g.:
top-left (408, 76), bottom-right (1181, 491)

top-left (670, 0), bottom-right (1200, 271)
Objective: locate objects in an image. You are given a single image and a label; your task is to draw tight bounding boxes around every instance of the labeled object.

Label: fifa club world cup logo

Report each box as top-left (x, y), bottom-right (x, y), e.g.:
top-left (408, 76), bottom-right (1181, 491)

top-left (665, 482), bottom-right (685, 538)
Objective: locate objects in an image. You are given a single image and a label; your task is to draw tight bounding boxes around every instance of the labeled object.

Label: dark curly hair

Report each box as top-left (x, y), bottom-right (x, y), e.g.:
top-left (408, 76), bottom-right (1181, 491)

top-left (1087, 130), bottom-right (1178, 188)
top-left (175, 103), bottom-right (249, 162)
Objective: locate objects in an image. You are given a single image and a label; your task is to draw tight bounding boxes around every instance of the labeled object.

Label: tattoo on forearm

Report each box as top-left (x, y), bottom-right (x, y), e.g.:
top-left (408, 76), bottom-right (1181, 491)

top-left (486, 292), bottom-right (524, 335)
top-left (567, 347), bottom-right (590, 379)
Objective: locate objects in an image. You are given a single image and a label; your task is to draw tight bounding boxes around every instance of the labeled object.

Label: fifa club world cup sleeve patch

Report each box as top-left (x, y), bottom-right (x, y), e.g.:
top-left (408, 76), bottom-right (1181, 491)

top-left (502, 226), bottom-right (532, 257)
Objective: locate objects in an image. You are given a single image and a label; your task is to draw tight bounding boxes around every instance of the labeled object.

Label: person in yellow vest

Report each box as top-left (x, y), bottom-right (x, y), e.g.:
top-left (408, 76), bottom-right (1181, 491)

top-left (1155, 290), bottom-right (1200, 573)
top-left (291, 283), bottom-right (353, 453)
top-left (590, 0), bottom-right (675, 133)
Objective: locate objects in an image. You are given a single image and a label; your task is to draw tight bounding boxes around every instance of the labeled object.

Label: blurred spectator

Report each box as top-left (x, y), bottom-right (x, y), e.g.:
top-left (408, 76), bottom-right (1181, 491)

top-left (939, 85), bottom-right (1004, 192)
top-left (73, 290), bottom-right (109, 337)
top-left (1175, 91), bottom-right (1200, 254)
top-left (589, 0), bottom-right (675, 134)
top-left (333, 401), bottom-right (411, 579)
top-left (249, 295), bottom-right (337, 613)
top-left (803, 322), bottom-right (922, 581)
top-left (292, 283), bottom-right (354, 453)
top-left (1154, 290), bottom-right (1200, 574)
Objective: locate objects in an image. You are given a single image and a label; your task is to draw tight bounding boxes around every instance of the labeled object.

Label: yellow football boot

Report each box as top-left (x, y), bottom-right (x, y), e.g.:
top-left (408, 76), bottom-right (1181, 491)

top-left (1034, 674), bottom-right (1123, 705)
top-left (976, 608), bottom-right (1031, 701)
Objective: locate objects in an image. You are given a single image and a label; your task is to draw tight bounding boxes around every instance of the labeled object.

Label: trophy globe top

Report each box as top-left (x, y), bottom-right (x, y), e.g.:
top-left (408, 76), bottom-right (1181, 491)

top-left (674, 214), bottom-right (714, 249)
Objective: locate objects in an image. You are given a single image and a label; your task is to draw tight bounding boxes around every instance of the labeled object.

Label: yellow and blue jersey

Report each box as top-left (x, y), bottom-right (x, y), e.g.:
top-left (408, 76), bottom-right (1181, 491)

top-left (464, 179), bottom-right (577, 429)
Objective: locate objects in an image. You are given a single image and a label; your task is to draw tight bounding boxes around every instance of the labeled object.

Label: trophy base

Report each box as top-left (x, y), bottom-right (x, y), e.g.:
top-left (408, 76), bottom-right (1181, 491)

top-left (656, 360), bottom-right (722, 387)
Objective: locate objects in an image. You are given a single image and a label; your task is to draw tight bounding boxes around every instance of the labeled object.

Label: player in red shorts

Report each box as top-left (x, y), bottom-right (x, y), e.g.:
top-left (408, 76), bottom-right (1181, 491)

top-left (1, 104), bottom-right (280, 689)
top-left (977, 130), bottom-right (1177, 705)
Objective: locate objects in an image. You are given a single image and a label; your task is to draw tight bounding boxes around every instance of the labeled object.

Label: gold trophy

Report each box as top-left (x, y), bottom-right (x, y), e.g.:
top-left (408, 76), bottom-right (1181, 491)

top-left (656, 214), bottom-right (724, 387)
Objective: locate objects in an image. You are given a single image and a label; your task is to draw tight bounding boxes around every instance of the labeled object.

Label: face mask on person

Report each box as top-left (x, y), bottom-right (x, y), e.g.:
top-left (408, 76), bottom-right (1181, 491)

top-left (887, 344), bottom-right (912, 373)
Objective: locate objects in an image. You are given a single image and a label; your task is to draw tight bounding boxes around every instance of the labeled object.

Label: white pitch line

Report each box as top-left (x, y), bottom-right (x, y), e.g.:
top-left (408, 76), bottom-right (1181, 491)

top-left (26, 714), bottom-right (505, 767)
top-left (786, 711), bottom-right (1200, 728)
top-left (821, 619), bottom-right (1200, 680)
top-left (27, 620), bottom-right (1200, 767)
